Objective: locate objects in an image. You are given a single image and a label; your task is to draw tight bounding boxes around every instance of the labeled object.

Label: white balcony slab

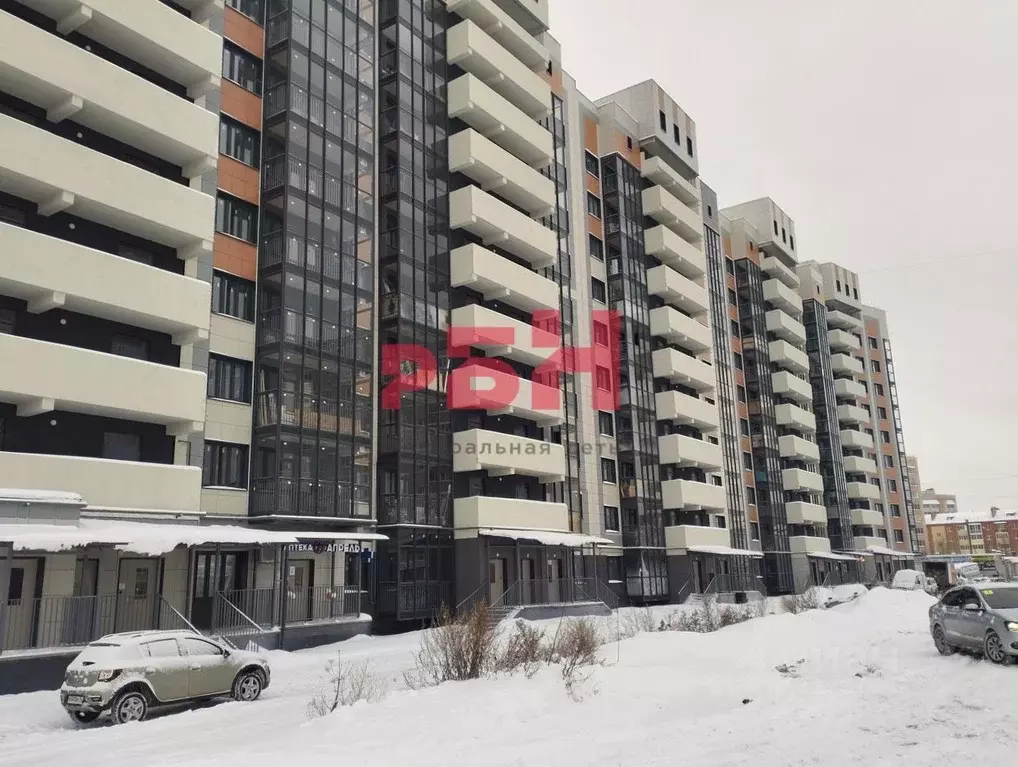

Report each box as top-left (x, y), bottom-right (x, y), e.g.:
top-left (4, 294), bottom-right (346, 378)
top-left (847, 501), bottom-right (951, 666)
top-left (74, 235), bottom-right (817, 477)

top-left (763, 278), bottom-right (802, 316)
top-left (786, 502), bottom-right (827, 526)
top-left (828, 328), bottom-right (862, 352)
top-left (661, 479), bottom-right (726, 511)
top-left (771, 371), bottom-right (813, 405)
top-left (827, 308), bottom-right (863, 330)
top-left (450, 184), bottom-right (557, 269)
top-left (447, 20), bottom-right (551, 118)
top-left (445, 0), bottom-right (549, 70)
top-left (448, 365), bottom-right (563, 426)
top-left (761, 254), bottom-right (799, 289)
top-left (0, 11), bottom-right (217, 172)
top-left (766, 309), bottom-right (807, 344)
top-left (655, 390), bottom-right (720, 432)
top-left (450, 304), bottom-right (559, 368)
top-left (652, 348), bottom-right (716, 392)
top-left (641, 186), bottom-right (703, 244)
top-left (779, 434), bottom-right (820, 461)
top-left (658, 434), bottom-right (723, 470)
top-left (837, 404), bottom-right (869, 425)
top-left (768, 339), bottom-right (810, 375)
top-left (834, 378), bottom-right (866, 400)
top-left (790, 536), bottom-right (831, 555)
top-left (449, 129), bottom-right (555, 216)
top-left (843, 455), bottom-right (878, 474)
top-left (0, 334), bottom-right (206, 432)
top-left (854, 536), bottom-right (887, 550)
top-left (830, 353), bottom-right (864, 377)
top-left (782, 468), bottom-right (825, 494)
top-left (840, 429), bottom-right (874, 450)
top-left (665, 524), bottom-right (730, 551)
top-left (644, 224), bottom-right (707, 279)
top-left (851, 508), bottom-right (885, 528)
top-left (454, 495), bottom-right (569, 533)
top-left (640, 155), bottom-right (700, 205)
top-left (0, 114), bottom-right (214, 250)
top-left (775, 403), bottom-right (817, 433)
top-left (453, 428), bottom-right (565, 482)
top-left (447, 74), bottom-right (553, 167)
top-left (450, 243), bottom-right (559, 313)
top-left (847, 481), bottom-right (881, 501)
top-left (646, 265), bottom-right (710, 316)
top-left (649, 306), bottom-right (712, 353)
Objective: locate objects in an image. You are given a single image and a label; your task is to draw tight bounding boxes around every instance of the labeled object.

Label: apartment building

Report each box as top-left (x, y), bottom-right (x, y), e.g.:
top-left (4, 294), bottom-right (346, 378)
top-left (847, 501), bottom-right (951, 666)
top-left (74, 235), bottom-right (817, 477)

top-left (904, 455), bottom-right (927, 553)
top-left (925, 508), bottom-right (1018, 555)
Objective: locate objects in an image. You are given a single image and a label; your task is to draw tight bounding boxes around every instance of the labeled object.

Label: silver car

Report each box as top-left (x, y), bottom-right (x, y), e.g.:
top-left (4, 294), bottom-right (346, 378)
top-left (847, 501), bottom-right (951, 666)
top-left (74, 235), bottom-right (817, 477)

top-left (60, 630), bottom-right (271, 725)
top-left (929, 582), bottom-right (1018, 664)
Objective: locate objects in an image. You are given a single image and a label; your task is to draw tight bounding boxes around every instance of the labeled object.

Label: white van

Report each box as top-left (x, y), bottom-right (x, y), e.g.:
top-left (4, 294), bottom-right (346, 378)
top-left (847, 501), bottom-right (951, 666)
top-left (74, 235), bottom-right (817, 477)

top-left (891, 569), bottom-right (937, 594)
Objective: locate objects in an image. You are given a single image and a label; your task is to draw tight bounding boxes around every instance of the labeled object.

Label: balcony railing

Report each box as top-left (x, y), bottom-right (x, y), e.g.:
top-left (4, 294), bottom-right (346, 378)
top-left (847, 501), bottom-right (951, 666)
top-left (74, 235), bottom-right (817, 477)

top-left (283, 585), bottom-right (362, 625)
top-left (375, 581), bottom-right (451, 619)
top-left (379, 493), bottom-right (450, 527)
top-left (250, 477), bottom-right (370, 518)
top-left (702, 573), bottom-right (768, 596)
top-left (490, 578), bottom-right (620, 611)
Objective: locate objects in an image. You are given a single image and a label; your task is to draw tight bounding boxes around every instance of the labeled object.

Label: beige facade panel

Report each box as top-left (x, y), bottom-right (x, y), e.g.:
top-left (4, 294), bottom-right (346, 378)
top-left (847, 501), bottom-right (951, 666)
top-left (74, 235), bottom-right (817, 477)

top-left (782, 468), bottom-right (825, 494)
top-left (641, 186), bottom-right (703, 244)
top-left (841, 429), bottom-right (875, 450)
top-left (655, 390), bottom-right (720, 431)
top-left (771, 370), bottom-right (813, 405)
top-left (449, 185), bottom-right (557, 269)
top-left (761, 254), bottom-right (799, 289)
top-left (828, 328), bottom-right (862, 353)
top-left (827, 309), bottom-right (863, 330)
top-left (768, 339), bottom-right (810, 375)
top-left (657, 433), bottom-right (723, 471)
top-left (837, 404), bottom-right (869, 425)
top-left (450, 303), bottom-right (558, 367)
top-left (786, 501), bottom-right (827, 526)
top-left (846, 481), bottom-right (881, 501)
top-left (450, 243), bottom-right (559, 313)
top-left (774, 403), bottom-right (817, 434)
top-left (646, 264), bottom-right (709, 316)
top-left (851, 508), bottom-right (885, 528)
top-left (765, 309), bottom-right (807, 344)
top-left (453, 496), bottom-right (569, 536)
top-left (0, 114), bottom-right (214, 251)
top-left (830, 353), bottom-right (864, 377)
top-left (0, 452), bottom-right (202, 511)
top-left (855, 535), bottom-right (887, 549)
top-left (834, 377), bottom-right (866, 400)
top-left (453, 428), bottom-right (565, 482)
top-left (662, 479), bottom-right (726, 512)
top-left (447, 365), bottom-right (563, 426)
top-left (762, 278), bottom-right (803, 317)
top-left (652, 347), bottom-right (716, 392)
top-left (200, 488), bottom-right (250, 518)
top-left (789, 535), bottom-right (831, 554)
top-left (640, 155), bottom-right (700, 206)
top-left (843, 455), bottom-right (878, 474)
top-left (445, 0), bottom-right (549, 70)
top-left (778, 434), bottom-right (821, 462)
top-left (649, 306), bottom-right (712, 353)
top-left (204, 399), bottom-right (252, 445)
top-left (209, 314), bottom-right (256, 361)
top-left (664, 524), bottom-right (730, 551)
top-left (448, 129), bottom-right (555, 216)
top-left (0, 333), bottom-right (206, 432)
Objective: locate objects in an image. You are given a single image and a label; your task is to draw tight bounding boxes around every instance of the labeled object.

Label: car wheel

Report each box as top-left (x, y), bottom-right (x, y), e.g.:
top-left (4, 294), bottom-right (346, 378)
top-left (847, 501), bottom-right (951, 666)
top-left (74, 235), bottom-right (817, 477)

top-left (984, 631), bottom-right (1014, 665)
top-left (233, 670), bottom-right (263, 702)
top-left (932, 625), bottom-right (954, 655)
top-left (112, 690), bottom-right (149, 724)
top-left (67, 710), bottom-right (100, 725)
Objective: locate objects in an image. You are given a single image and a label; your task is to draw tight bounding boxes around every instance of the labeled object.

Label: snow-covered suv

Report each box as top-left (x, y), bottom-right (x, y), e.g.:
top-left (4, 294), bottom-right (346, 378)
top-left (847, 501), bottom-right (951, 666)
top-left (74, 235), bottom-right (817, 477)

top-left (60, 630), bottom-right (271, 725)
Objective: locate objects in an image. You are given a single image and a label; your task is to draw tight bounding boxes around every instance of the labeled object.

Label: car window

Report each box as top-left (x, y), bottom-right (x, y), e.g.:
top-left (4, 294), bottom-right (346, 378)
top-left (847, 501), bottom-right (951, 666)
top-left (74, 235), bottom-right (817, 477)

top-left (76, 643), bottom-right (136, 663)
top-left (959, 589), bottom-right (982, 607)
top-left (182, 638), bottom-right (224, 657)
top-left (941, 590), bottom-right (963, 607)
top-left (142, 639), bottom-right (181, 658)
top-left (980, 587), bottom-right (1018, 610)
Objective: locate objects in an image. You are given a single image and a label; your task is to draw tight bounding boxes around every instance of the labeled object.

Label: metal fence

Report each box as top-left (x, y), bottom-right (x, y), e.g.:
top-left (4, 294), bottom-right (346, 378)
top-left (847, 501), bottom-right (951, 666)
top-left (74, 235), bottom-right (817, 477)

top-left (490, 578), bottom-right (620, 612)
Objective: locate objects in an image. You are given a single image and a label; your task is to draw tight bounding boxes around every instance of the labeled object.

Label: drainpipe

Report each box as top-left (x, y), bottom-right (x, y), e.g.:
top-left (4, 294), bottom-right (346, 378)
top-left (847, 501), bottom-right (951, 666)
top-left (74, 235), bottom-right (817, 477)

top-left (0, 545), bottom-right (11, 654)
top-left (278, 545), bottom-right (289, 647)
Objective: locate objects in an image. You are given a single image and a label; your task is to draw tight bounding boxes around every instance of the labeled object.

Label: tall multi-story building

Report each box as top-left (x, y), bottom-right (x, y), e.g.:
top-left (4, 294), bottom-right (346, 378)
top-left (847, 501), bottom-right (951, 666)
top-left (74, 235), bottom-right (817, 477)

top-left (925, 507), bottom-right (1018, 555)
top-left (904, 455), bottom-right (927, 553)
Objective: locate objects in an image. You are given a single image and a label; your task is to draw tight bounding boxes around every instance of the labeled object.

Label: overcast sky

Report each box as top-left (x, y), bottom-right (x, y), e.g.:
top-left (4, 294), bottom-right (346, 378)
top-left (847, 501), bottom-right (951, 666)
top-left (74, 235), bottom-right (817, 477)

top-left (550, 0), bottom-right (1018, 513)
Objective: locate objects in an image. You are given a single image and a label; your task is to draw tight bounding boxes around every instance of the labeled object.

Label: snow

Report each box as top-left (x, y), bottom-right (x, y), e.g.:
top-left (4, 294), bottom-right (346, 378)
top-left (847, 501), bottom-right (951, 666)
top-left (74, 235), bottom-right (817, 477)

top-left (808, 550), bottom-right (858, 562)
top-left (477, 528), bottom-right (614, 547)
top-left (686, 544), bottom-right (764, 558)
top-left (0, 488), bottom-right (85, 505)
top-left (2, 589), bottom-right (1016, 765)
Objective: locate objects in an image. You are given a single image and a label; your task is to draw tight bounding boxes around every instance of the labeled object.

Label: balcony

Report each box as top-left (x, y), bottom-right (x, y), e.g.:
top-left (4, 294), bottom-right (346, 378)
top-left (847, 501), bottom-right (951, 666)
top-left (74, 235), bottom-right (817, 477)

top-left (779, 434), bottom-right (820, 461)
top-left (840, 429), bottom-right (874, 450)
top-left (449, 304), bottom-right (559, 367)
top-left (447, 21), bottom-right (550, 118)
top-left (661, 479), bottom-right (726, 511)
top-left (649, 306), bottom-right (712, 353)
top-left (0, 223), bottom-right (210, 340)
top-left (843, 455), bottom-right (877, 474)
top-left (834, 377), bottom-right (866, 400)
top-left (449, 185), bottom-right (557, 269)
top-left (763, 278), bottom-right (802, 316)
top-left (761, 254), bottom-right (799, 289)
top-left (448, 129), bottom-right (555, 216)
top-left (846, 481), bottom-right (881, 501)
top-left (786, 502), bottom-right (828, 526)
top-left (447, 365), bottom-right (563, 426)
top-left (0, 114), bottom-right (213, 252)
top-left (771, 371), bottom-right (813, 405)
top-left (658, 434), bottom-right (723, 471)
top-left (0, 11), bottom-right (217, 174)
top-left (765, 309), bottom-right (807, 344)
top-left (664, 524), bottom-right (730, 551)
top-left (646, 265), bottom-right (710, 316)
top-left (774, 403), bottom-right (817, 433)
top-left (790, 536), bottom-right (832, 555)
top-left (852, 508), bottom-right (885, 528)
top-left (828, 328), bottom-right (862, 352)
top-left (454, 495), bottom-right (569, 533)
top-left (643, 225), bottom-right (707, 279)
top-left (0, 452), bottom-right (201, 512)
top-left (782, 468), bottom-right (825, 494)
top-left (640, 155), bottom-right (700, 206)
top-left (447, 74), bottom-right (553, 167)
top-left (450, 243), bottom-right (559, 313)
top-left (854, 536), bottom-right (887, 550)
top-left (453, 428), bottom-right (566, 482)
top-left (23, 0), bottom-right (222, 95)
top-left (641, 186), bottom-right (703, 243)
top-left (0, 335), bottom-right (205, 433)
top-left (652, 348), bottom-right (716, 392)
top-left (837, 404), bottom-right (869, 425)
top-left (655, 390), bottom-right (720, 432)
top-left (830, 353), bottom-right (864, 377)
top-left (445, 0), bottom-right (549, 70)
top-left (827, 308), bottom-right (863, 330)
top-left (768, 340), bottom-right (810, 375)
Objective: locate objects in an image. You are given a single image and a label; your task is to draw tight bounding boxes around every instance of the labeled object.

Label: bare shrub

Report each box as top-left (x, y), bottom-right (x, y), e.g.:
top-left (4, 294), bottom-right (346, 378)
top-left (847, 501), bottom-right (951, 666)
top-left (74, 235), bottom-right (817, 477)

top-left (782, 588), bottom-right (825, 615)
top-left (717, 602), bottom-right (754, 628)
top-left (551, 618), bottom-right (602, 701)
top-left (496, 620), bottom-right (546, 678)
top-left (620, 607), bottom-right (656, 638)
top-left (751, 598), bottom-right (770, 618)
top-left (307, 652), bottom-right (386, 719)
top-left (403, 602), bottom-right (498, 689)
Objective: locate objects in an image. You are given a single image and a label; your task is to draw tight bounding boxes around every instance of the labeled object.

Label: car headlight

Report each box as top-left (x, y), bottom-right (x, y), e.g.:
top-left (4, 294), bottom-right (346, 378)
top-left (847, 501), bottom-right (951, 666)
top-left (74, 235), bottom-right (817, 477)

top-left (97, 669), bottom-right (122, 682)
top-left (1005, 622), bottom-right (1018, 633)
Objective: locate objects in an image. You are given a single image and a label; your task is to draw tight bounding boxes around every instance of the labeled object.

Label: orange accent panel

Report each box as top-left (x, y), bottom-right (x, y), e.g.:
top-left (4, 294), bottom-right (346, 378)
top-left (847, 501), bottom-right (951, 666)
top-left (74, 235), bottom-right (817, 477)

top-left (746, 504), bottom-right (759, 523)
top-left (213, 233), bottom-right (257, 281)
top-left (541, 67), bottom-right (565, 98)
top-left (587, 214), bottom-right (603, 240)
top-left (722, 235), bottom-right (732, 257)
top-left (726, 274), bottom-right (736, 289)
top-left (584, 117), bottom-right (599, 152)
top-left (731, 337), bottom-right (743, 353)
top-left (225, 7), bottom-right (264, 57)
top-left (586, 174), bottom-right (600, 196)
top-left (221, 80), bottom-right (262, 130)
top-left (611, 130), bottom-right (642, 168)
top-left (728, 304), bottom-right (739, 320)
top-left (217, 155), bottom-right (260, 205)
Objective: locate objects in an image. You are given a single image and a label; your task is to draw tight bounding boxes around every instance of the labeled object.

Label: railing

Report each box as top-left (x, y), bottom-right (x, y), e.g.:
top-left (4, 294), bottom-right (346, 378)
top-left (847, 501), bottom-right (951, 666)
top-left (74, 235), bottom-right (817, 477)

top-left (251, 477), bottom-right (369, 519)
top-left (674, 579), bottom-right (692, 604)
top-left (490, 578), bottom-right (619, 612)
top-left (213, 589), bottom-right (276, 635)
top-left (283, 585), bottom-right (361, 626)
top-left (703, 572), bottom-right (768, 595)
top-left (376, 581), bottom-right (451, 619)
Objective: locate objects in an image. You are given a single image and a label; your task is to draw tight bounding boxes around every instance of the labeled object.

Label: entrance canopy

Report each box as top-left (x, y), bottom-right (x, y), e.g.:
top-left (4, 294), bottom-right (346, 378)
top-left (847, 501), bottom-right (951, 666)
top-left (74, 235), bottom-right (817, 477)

top-left (292, 531), bottom-right (389, 542)
top-left (856, 546), bottom-right (913, 559)
top-left (807, 551), bottom-right (859, 562)
top-left (478, 528), bottom-right (614, 547)
top-left (686, 545), bottom-right (764, 559)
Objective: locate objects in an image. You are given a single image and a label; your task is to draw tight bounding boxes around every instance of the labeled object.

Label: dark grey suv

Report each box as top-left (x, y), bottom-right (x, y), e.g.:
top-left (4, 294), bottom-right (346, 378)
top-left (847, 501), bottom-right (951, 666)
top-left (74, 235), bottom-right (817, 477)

top-left (929, 583), bottom-right (1018, 664)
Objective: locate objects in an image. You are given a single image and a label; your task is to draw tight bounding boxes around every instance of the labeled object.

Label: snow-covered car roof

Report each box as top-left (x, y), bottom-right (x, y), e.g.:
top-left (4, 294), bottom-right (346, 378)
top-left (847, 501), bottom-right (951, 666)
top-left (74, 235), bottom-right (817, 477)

top-left (92, 630), bottom-right (205, 645)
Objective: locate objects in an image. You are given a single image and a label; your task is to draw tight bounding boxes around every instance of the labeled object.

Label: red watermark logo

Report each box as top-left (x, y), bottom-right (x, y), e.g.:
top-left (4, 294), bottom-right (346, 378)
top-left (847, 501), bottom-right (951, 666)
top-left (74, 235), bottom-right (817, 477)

top-left (381, 310), bottom-right (621, 412)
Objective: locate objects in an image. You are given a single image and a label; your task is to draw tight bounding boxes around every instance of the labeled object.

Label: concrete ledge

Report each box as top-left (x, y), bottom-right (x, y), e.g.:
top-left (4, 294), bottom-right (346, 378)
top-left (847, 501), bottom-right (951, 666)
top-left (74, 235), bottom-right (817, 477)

top-left (513, 601), bottom-right (610, 621)
top-left (0, 650), bottom-right (77, 695)
top-left (279, 617), bottom-right (372, 651)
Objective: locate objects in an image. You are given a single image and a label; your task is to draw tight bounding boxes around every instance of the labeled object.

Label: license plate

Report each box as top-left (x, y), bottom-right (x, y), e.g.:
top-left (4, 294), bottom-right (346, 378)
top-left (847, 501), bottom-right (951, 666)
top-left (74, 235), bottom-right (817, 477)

top-left (66, 695), bottom-right (84, 704)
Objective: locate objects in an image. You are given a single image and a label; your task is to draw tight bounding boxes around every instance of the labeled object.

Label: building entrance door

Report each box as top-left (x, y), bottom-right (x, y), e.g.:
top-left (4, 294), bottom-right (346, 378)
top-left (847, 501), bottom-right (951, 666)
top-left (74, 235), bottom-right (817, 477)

top-left (520, 558), bottom-right (535, 604)
top-left (65, 558), bottom-right (100, 644)
top-left (547, 558), bottom-right (563, 603)
top-left (191, 552), bottom-right (248, 630)
top-left (488, 557), bottom-right (506, 604)
top-left (286, 559), bottom-right (313, 623)
top-left (3, 559), bottom-right (38, 650)
top-left (117, 559), bottom-right (158, 632)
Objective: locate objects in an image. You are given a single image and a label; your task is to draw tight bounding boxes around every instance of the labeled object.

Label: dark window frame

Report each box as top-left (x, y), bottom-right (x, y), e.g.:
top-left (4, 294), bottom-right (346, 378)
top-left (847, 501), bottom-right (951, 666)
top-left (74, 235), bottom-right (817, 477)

top-left (219, 116), bottom-right (261, 167)
top-left (212, 271), bottom-right (255, 322)
top-left (207, 354), bottom-right (253, 403)
top-left (216, 193), bottom-right (258, 243)
top-left (222, 41), bottom-right (262, 95)
top-left (203, 441), bottom-right (250, 489)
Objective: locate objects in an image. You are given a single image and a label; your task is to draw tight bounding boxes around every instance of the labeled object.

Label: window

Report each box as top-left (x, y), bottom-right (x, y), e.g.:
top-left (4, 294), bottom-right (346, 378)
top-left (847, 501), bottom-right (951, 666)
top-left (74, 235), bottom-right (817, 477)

top-left (774, 221), bottom-right (780, 236)
top-left (893, 530), bottom-right (905, 544)
top-left (591, 277), bottom-right (606, 304)
top-left (874, 383), bottom-right (885, 396)
top-left (789, 235), bottom-right (795, 250)
top-left (584, 151), bottom-right (600, 178)
top-left (598, 411), bottom-right (614, 436)
top-left (7, 567), bottom-right (24, 602)
top-left (586, 192), bottom-right (602, 219)
top-left (212, 271), bottom-right (255, 321)
top-left (222, 41), bottom-right (262, 94)
top-left (216, 193), bottom-right (258, 242)
top-left (208, 354), bottom-right (252, 403)
top-left (836, 279), bottom-right (842, 291)
top-left (111, 335), bottom-right (148, 360)
top-left (727, 288), bottom-right (737, 306)
top-left (870, 477), bottom-right (881, 488)
top-left (603, 505), bottom-right (620, 532)
top-left (595, 365), bottom-right (612, 390)
top-left (853, 288), bottom-right (859, 299)
top-left (742, 451), bottom-right (753, 469)
top-left (626, 136), bottom-right (633, 150)
top-left (673, 125), bottom-right (681, 144)
top-left (600, 458), bottom-right (617, 484)
top-left (746, 487), bottom-right (757, 505)
top-left (877, 406), bottom-right (887, 420)
top-left (874, 502), bottom-right (884, 512)
top-left (881, 430), bottom-right (891, 444)
top-left (686, 136), bottom-right (693, 155)
top-left (219, 117), bottom-right (260, 167)
top-left (142, 639), bottom-right (181, 658)
top-left (750, 522), bottom-right (760, 540)
top-left (870, 359), bottom-right (881, 373)
top-left (0, 308), bottom-right (16, 334)
top-left (883, 454), bottom-right (894, 468)
top-left (203, 441), bottom-right (249, 488)
top-left (737, 385), bottom-right (747, 403)
top-left (183, 637), bottom-right (224, 657)
top-left (781, 227), bottom-right (787, 243)
top-left (733, 352), bottom-right (743, 370)
top-left (118, 245), bottom-right (156, 265)
top-left (707, 204), bottom-right (713, 217)
top-left (659, 111), bottom-right (667, 131)
top-left (103, 432), bottom-right (141, 461)
top-left (868, 337), bottom-right (879, 350)
top-left (725, 258), bottom-right (735, 275)
top-left (891, 504), bottom-right (901, 517)
top-left (589, 234), bottom-right (604, 261)
top-left (888, 479), bottom-right (898, 492)
top-left (225, 0), bottom-right (263, 20)
top-left (730, 319), bottom-right (740, 338)
top-left (0, 203), bottom-right (26, 226)
top-left (740, 418), bottom-right (750, 436)
top-left (593, 322), bottom-right (609, 347)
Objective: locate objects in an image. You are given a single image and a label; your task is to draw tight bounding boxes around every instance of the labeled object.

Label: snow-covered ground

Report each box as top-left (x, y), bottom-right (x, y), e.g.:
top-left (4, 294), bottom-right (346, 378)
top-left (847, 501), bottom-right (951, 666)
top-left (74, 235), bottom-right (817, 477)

top-left (1, 588), bottom-right (1014, 765)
